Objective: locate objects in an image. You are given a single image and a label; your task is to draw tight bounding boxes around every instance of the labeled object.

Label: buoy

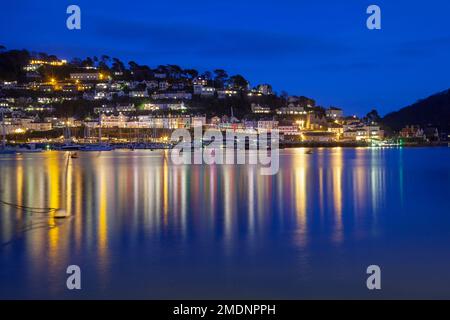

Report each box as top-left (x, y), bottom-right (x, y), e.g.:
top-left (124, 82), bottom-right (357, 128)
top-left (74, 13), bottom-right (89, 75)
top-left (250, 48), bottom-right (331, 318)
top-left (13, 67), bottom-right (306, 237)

top-left (54, 209), bottom-right (69, 219)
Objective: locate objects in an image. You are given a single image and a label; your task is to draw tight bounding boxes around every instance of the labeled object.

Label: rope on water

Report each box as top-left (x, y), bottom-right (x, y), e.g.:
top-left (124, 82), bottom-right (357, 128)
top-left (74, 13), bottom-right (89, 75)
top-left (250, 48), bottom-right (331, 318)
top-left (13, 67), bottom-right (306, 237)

top-left (0, 200), bottom-right (59, 213)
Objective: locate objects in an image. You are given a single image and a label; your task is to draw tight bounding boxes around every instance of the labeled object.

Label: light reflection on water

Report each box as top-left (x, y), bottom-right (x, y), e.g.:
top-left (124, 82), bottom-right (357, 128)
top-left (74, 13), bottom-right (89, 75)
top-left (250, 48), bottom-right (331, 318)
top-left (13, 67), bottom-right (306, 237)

top-left (1, 148), bottom-right (450, 299)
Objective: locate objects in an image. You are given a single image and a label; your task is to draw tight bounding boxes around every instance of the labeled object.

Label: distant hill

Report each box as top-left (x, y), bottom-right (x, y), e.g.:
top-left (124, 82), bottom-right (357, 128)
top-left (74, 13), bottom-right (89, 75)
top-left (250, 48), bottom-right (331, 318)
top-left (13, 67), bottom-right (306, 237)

top-left (382, 89), bottom-right (450, 131)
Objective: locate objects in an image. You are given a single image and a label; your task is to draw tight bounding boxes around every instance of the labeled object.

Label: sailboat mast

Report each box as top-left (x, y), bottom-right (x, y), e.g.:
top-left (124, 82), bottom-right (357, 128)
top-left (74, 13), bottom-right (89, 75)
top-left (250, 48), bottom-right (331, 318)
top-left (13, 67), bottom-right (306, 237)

top-left (1, 109), bottom-right (6, 148)
top-left (98, 114), bottom-right (102, 143)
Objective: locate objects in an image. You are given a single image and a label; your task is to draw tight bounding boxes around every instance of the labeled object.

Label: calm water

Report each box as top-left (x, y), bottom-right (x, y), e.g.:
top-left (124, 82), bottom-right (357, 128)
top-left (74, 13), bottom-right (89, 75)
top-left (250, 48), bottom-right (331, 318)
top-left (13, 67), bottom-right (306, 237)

top-left (1, 148), bottom-right (450, 299)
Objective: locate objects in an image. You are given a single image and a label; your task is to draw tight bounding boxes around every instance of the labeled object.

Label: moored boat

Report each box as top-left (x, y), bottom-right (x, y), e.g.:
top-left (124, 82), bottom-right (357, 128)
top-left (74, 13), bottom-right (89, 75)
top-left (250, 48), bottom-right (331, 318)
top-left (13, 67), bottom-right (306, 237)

top-left (80, 144), bottom-right (114, 151)
top-left (15, 143), bottom-right (44, 153)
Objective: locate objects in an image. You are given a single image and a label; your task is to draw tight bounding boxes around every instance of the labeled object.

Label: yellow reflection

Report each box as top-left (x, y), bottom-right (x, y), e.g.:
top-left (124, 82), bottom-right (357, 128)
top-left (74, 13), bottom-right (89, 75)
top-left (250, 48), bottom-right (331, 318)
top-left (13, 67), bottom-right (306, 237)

top-left (16, 162), bottom-right (23, 219)
top-left (331, 148), bottom-right (343, 243)
top-left (294, 152), bottom-right (308, 247)
top-left (163, 157), bottom-right (169, 226)
top-left (47, 154), bottom-right (60, 257)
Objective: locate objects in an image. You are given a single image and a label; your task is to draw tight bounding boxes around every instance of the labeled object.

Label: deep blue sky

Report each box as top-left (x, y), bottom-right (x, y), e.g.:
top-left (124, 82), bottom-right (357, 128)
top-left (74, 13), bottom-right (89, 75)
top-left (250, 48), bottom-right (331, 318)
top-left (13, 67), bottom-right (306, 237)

top-left (1, 0), bottom-right (450, 115)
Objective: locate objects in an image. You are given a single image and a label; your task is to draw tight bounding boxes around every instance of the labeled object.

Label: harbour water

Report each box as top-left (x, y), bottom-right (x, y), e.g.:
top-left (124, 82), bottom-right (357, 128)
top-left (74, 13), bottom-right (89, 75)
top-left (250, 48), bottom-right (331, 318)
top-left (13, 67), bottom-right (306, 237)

top-left (1, 148), bottom-right (450, 299)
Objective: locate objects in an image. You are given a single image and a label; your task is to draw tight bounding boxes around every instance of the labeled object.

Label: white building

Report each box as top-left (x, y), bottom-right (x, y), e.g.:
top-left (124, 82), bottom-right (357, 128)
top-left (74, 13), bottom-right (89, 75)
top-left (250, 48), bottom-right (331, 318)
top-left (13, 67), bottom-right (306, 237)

top-left (70, 72), bottom-right (102, 81)
top-left (343, 125), bottom-right (384, 141)
top-left (257, 120), bottom-right (279, 132)
top-left (130, 91), bottom-right (149, 98)
top-left (201, 87), bottom-right (215, 97)
top-left (100, 113), bottom-right (129, 128)
top-left (217, 89), bottom-right (239, 99)
top-left (191, 116), bottom-right (206, 127)
top-left (251, 104), bottom-right (271, 114)
top-left (94, 91), bottom-right (114, 100)
top-left (326, 107), bottom-right (343, 119)
top-left (256, 84), bottom-right (273, 95)
top-left (276, 105), bottom-right (306, 115)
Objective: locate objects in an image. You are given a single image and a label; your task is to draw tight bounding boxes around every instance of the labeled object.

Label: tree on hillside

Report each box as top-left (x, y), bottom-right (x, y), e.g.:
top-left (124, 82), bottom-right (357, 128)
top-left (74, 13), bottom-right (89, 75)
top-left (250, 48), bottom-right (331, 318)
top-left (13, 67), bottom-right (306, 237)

top-left (128, 61), bottom-right (139, 72)
top-left (229, 74), bottom-right (249, 90)
top-left (201, 71), bottom-right (212, 81)
top-left (365, 109), bottom-right (381, 124)
top-left (213, 69), bottom-right (228, 88)
top-left (184, 69), bottom-right (198, 79)
top-left (0, 49), bottom-right (31, 81)
top-left (167, 65), bottom-right (183, 79)
top-left (70, 57), bottom-right (83, 67)
top-left (82, 57), bottom-right (94, 68)
top-left (98, 55), bottom-right (111, 72)
top-left (101, 55), bottom-right (110, 64)
top-left (111, 58), bottom-right (125, 73)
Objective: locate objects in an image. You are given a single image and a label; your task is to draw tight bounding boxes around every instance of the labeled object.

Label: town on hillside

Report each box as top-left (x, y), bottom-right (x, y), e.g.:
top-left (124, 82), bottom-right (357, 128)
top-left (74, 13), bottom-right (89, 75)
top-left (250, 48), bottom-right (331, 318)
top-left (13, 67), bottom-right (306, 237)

top-left (0, 48), bottom-right (444, 148)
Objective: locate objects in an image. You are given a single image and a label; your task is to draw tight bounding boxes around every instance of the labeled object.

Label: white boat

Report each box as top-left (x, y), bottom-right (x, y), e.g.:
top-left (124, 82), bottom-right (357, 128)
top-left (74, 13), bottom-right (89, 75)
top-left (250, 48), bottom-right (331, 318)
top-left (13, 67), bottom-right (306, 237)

top-left (55, 144), bottom-right (83, 151)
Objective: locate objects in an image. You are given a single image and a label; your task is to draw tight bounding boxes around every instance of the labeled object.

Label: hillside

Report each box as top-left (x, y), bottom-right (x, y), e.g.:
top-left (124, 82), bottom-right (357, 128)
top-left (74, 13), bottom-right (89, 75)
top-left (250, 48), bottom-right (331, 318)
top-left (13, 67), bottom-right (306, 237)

top-left (382, 89), bottom-right (450, 131)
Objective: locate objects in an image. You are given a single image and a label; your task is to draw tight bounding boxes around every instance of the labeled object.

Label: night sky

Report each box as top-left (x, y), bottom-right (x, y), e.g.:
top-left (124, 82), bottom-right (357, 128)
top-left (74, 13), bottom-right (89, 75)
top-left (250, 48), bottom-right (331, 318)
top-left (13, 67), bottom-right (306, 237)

top-left (1, 0), bottom-right (450, 115)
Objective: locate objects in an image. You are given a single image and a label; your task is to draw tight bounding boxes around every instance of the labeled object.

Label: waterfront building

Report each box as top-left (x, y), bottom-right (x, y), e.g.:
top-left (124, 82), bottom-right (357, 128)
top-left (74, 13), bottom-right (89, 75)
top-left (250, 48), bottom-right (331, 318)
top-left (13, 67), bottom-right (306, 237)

top-left (100, 113), bottom-right (129, 128)
top-left (192, 116), bottom-right (206, 127)
top-left (302, 131), bottom-right (337, 142)
top-left (209, 116), bottom-right (221, 128)
top-left (306, 113), bottom-right (328, 130)
top-left (257, 120), bottom-right (279, 132)
top-left (400, 125), bottom-right (425, 139)
top-left (342, 125), bottom-right (384, 141)
top-left (278, 125), bottom-right (300, 136)
top-left (327, 122), bottom-right (344, 138)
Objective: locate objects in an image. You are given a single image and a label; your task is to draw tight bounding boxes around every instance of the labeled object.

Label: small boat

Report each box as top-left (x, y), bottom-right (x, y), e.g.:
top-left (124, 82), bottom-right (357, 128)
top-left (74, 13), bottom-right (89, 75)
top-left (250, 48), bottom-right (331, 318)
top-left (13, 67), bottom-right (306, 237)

top-left (70, 152), bottom-right (78, 159)
top-left (305, 149), bottom-right (313, 155)
top-left (54, 209), bottom-right (70, 219)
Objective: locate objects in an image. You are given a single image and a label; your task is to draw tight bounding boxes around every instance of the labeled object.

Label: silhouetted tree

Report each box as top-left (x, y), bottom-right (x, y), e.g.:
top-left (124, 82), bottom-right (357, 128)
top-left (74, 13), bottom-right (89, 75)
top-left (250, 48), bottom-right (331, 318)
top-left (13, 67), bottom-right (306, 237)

top-left (213, 69), bottom-right (228, 88)
top-left (184, 69), bottom-right (198, 79)
top-left (229, 74), bottom-right (248, 90)
top-left (365, 109), bottom-right (381, 124)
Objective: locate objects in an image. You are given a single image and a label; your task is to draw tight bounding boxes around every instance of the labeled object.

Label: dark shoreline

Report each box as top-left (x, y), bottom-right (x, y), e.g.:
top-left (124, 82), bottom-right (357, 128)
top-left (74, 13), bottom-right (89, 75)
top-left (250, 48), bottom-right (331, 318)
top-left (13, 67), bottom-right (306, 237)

top-left (280, 141), bottom-right (449, 148)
